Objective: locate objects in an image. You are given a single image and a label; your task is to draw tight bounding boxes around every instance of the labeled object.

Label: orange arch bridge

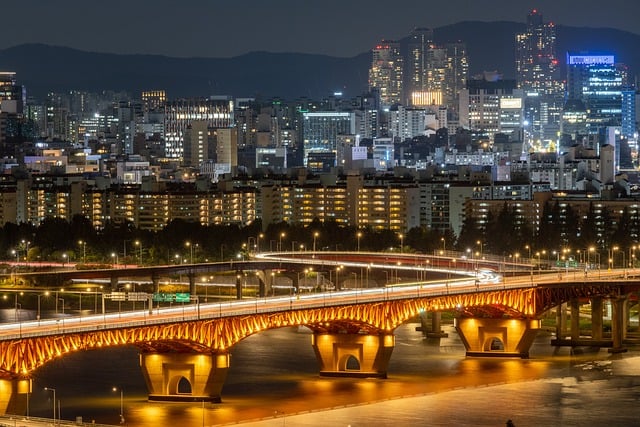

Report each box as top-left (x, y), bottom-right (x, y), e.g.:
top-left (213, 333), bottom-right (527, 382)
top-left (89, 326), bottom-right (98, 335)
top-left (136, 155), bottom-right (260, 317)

top-left (0, 283), bottom-right (630, 412)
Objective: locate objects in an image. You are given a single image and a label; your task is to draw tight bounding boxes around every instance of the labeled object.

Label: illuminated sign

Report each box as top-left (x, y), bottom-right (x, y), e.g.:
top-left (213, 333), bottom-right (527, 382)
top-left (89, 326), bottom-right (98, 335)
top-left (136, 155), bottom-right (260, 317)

top-left (500, 98), bottom-right (522, 109)
top-left (567, 54), bottom-right (615, 65)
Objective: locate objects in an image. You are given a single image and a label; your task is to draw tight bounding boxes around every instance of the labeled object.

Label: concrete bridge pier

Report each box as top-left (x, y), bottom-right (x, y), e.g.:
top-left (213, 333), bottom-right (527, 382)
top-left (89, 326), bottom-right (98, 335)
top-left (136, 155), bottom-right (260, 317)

top-left (151, 274), bottom-right (160, 294)
top-left (570, 299), bottom-right (580, 340)
top-left (610, 297), bottom-right (628, 353)
top-left (139, 352), bottom-right (230, 402)
top-left (188, 273), bottom-right (196, 295)
top-left (255, 270), bottom-right (275, 297)
top-left (455, 317), bottom-right (541, 358)
top-left (591, 297), bottom-right (604, 340)
top-left (555, 303), bottom-right (568, 339)
top-left (110, 275), bottom-right (119, 291)
top-left (0, 377), bottom-right (30, 416)
top-left (311, 333), bottom-right (395, 378)
top-left (428, 312), bottom-right (449, 338)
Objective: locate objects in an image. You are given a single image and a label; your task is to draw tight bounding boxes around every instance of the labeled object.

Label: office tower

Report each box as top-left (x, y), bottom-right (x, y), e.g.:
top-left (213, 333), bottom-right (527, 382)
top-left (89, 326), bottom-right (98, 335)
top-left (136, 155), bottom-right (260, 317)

top-left (515, 10), bottom-right (560, 95)
top-left (301, 111), bottom-right (355, 166)
top-left (515, 10), bottom-right (563, 145)
top-left (566, 53), bottom-right (626, 139)
top-left (459, 72), bottom-right (523, 143)
top-left (406, 28), bottom-right (434, 103)
top-left (369, 40), bottom-right (403, 107)
top-left (164, 98), bottom-right (233, 159)
top-left (444, 42), bottom-right (469, 118)
top-left (141, 90), bottom-right (167, 113)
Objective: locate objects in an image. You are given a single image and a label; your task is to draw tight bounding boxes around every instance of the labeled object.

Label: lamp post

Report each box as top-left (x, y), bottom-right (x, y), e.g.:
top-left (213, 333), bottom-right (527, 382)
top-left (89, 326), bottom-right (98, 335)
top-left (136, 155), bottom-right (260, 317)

top-left (111, 252), bottom-right (118, 268)
top-left (112, 387), bottom-right (124, 424)
top-left (476, 240), bottom-right (483, 259)
top-left (357, 232), bottom-right (362, 252)
top-left (78, 240), bottom-right (86, 264)
top-left (441, 237), bottom-right (446, 254)
top-left (186, 241), bottom-right (194, 264)
top-left (279, 232), bottom-right (286, 252)
top-left (37, 291), bottom-right (49, 322)
top-left (134, 240), bottom-right (142, 265)
top-left (44, 387), bottom-right (56, 424)
top-left (313, 232), bottom-right (319, 253)
top-left (399, 233), bottom-right (404, 253)
top-left (58, 298), bottom-right (64, 315)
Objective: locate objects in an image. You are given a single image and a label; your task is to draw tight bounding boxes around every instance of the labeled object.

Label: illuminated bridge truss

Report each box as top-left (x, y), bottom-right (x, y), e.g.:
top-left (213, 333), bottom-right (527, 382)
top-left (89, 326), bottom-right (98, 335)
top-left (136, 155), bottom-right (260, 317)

top-left (0, 284), bottom-right (635, 378)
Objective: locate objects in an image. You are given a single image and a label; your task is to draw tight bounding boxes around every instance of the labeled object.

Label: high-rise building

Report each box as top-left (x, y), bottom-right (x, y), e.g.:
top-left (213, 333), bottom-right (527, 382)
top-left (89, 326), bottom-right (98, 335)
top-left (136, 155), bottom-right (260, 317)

top-left (141, 90), bottom-right (166, 113)
top-left (515, 10), bottom-right (560, 95)
top-left (566, 53), bottom-right (627, 138)
top-left (301, 111), bottom-right (355, 166)
top-left (406, 28), bottom-right (434, 103)
top-left (164, 98), bottom-right (233, 160)
top-left (459, 73), bottom-right (524, 143)
top-left (515, 10), bottom-right (563, 145)
top-left (368, 40), bottom-right (403, 107)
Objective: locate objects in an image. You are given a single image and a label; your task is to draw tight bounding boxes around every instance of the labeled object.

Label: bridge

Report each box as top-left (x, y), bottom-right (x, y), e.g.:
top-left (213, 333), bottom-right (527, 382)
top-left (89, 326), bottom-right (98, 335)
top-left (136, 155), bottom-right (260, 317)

top-left (0, 252), bottom-right (638, 415)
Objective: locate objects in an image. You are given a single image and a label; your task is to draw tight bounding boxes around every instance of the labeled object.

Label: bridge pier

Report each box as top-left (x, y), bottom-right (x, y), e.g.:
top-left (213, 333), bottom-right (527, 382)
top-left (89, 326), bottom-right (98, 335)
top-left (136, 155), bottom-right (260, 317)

top-left (188, 273), bottom-right (196, 295)
top-left (110, 275), bottom-right (119, 291)
top-left (151, 274), bottom-right (160, 294)
top-left (555, 303), bottom-right (568, 339)
top-left (455, 318), bottom-right (540, 358)
top-left (418, 311), bottom-right (448, 338)
top-left (610, 297), bottom-right (628, 353)
top-left (0, 377), bottom-right (30, 416)
top-left (139, 352), bottom-right (229, 402)
top-left (591, 297), bottom-right (603, 340)
top-left (311, 333), bottom-right (395, 378)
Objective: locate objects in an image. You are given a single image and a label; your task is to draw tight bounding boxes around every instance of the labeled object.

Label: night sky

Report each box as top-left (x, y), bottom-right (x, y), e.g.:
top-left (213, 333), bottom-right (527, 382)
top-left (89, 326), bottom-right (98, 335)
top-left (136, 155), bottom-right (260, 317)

top-left (2, 0), bottom-right (638, 58)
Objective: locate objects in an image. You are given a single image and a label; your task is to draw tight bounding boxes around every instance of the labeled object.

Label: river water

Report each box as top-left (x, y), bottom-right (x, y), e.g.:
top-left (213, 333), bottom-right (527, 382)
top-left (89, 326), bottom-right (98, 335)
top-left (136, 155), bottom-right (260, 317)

top-left (11, 312), bottom-right (639, 427)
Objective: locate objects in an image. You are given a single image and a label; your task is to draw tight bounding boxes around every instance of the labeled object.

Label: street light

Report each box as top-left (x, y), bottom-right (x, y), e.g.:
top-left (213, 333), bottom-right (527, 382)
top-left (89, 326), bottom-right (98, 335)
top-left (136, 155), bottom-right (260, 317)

top-left (134, 240), bottom-right (142, 265)
top-left (78, 240), bottom-right (87, 264)
top-left (37, 291), bottom-right (50, 321)
top-left (62, 253), bottom-right (67, 267)
top-left (186, 241), bottom-right (193, 264)
top-left (476, 240), bottom-right (483, 258)
top-left (111, 252), bottom-right (118, 268)
top-left (112, 386), bottom-right (124, 424)
top-left (398, 233), bottom-right (404, 253)
top-left (357, 232), bottom-right (362, 252)
top-left (313, 232), bottom-right (319, 253)
top-left (44, 387), bottom-right (56, 424)
top-left (279, 232), bottom-right (286, 252)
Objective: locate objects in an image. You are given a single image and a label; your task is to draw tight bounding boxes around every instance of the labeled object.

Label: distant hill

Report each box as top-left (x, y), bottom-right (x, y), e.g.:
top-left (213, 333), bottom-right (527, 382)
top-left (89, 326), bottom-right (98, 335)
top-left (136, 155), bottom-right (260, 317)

top-left (0, 22), bottom-right (638, 101)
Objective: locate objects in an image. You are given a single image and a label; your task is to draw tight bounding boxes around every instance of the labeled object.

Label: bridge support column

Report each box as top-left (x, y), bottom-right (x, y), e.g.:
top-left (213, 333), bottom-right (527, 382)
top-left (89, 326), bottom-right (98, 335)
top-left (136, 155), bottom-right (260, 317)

top-left (555, 303), bottom-right (567, 339)
top-left (570, 299), bottom-right (580, 340)
top-left (426, 312), bottom-right (448, 338)
top-left (110, 275), bottom-right (119, 291)
top-left (139, 352), bottom-right (229, 402)
top-left (610, 297), bottom-right (628, 354)
top-left (455, 317), bottom-right (540, 358)
top-left (0, 377), bottom-right (30, 416)
top-left (591, 297), bottom-right (603, 340)
top-left (188, 273), bottom-right (196, 296)
top-left (311, 333), bottom-right (394, 378)
top-left (151, 274), bottom-right (160, 294)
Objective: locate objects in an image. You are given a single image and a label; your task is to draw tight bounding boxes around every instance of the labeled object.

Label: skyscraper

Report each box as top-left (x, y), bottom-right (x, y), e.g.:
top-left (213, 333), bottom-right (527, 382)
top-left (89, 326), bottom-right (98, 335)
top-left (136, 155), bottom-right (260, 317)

top-left (368, 40), bottom-right (403, 107)
top-left (515, 10), bottom-right (563, 145)
top-left (515, 10), bottom-right (560, 95)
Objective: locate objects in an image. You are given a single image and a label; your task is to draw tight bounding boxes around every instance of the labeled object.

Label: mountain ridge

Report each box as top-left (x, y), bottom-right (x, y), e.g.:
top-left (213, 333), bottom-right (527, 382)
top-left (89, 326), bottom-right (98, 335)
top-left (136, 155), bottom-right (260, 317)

top-left (1, 21), bottom-right (638, 101)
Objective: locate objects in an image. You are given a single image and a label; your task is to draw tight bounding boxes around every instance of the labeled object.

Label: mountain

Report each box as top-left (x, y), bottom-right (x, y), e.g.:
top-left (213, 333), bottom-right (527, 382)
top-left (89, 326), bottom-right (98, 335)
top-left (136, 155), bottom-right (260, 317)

top-left (1, 22), bottom-right (639, 101)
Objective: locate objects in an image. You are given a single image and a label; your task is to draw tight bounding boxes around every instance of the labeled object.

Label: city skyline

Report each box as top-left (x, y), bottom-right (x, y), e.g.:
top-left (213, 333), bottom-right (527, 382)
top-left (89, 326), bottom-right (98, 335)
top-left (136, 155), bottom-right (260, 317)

top-left (0, 1), bottom-right (638, 58)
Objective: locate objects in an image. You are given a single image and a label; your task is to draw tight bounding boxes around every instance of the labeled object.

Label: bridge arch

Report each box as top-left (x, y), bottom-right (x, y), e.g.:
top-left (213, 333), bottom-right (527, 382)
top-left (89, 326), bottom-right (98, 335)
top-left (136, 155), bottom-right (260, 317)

top-left (0, 289), bottom-right (541, 377)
